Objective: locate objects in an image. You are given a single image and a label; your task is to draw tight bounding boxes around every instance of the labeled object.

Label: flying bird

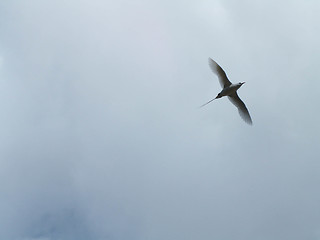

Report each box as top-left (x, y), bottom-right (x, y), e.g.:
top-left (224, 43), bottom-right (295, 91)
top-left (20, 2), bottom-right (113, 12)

top-left (201, 58), bottom-right (253, 125)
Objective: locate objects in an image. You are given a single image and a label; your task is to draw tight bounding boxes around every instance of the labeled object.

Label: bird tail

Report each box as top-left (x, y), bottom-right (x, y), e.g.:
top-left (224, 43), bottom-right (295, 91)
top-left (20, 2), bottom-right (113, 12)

top-left (199, 97), bottom-right (217, 108)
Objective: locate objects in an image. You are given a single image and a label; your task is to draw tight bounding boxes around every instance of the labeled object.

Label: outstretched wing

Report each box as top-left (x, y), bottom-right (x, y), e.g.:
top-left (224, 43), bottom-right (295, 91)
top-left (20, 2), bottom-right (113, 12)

top-left (208, 58), bottom-right (232, 88)
top-left (228, 92), bottom-right (252, 125)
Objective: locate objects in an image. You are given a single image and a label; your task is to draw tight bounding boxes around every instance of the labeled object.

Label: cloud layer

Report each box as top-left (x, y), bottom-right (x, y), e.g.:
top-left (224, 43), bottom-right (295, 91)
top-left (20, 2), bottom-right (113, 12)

top-left (1, 0), bottom-right (320, 239)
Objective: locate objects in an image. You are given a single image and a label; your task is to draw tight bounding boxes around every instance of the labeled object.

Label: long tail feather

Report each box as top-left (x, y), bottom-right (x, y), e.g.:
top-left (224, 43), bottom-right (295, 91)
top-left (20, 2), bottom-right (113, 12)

top-left (199, 97), bottom-right (217, 108)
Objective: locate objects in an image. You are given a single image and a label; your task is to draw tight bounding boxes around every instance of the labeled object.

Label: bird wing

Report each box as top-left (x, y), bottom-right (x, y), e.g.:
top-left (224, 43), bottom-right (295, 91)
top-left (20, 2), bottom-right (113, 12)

top-left (208, 58), bottom-right (232, 88)
top-left (228, 92), bottom-right (252, 125)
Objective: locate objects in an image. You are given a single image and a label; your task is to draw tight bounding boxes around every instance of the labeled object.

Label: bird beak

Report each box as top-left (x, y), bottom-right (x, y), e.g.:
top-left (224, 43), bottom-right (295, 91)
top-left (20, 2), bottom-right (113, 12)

top-left (242, 82), bottom-right (246, 84)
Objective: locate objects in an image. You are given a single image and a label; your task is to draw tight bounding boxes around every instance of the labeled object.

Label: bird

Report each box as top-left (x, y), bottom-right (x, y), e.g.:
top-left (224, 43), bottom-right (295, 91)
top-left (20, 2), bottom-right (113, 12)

top-left (200, 58), bottom-right (253, 125)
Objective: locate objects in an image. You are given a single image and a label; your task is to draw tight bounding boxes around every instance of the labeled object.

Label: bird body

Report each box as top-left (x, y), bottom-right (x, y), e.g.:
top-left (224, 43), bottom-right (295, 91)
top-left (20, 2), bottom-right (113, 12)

top-left (216, 83), bottom-right (243, 98)
top-left (201, 58), bottom-right (253, 125)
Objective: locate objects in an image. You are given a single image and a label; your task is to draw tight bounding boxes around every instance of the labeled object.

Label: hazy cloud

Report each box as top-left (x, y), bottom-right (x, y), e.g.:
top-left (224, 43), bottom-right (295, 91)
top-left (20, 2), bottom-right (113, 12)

top-left (1, 0), bottom-right (320, 239)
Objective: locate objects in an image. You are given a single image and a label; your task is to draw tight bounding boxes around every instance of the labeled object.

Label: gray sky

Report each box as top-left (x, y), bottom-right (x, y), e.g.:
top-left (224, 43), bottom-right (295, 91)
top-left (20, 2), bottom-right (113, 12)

top-left (1, 0), bottom-right (320, 239)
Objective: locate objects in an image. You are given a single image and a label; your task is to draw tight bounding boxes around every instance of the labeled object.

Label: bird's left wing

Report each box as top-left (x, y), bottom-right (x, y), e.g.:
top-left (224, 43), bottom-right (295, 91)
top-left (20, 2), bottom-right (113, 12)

top-left (228, 93), bottom-right (252, 125)
top-left (208, 58), bottom-right (232, 88)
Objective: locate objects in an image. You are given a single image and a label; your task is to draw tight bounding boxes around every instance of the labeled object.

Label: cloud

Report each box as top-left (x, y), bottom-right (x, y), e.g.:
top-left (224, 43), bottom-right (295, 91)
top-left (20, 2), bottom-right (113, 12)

top-left (1, 0), bottom-right (320, 240)
top-left (22, 238), bottom-right (51, 240)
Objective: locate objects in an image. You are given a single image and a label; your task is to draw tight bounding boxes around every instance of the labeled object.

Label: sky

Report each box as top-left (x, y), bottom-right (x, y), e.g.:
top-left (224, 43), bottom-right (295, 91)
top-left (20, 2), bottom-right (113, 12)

top-left (1, 0), bottom-right (320, 239)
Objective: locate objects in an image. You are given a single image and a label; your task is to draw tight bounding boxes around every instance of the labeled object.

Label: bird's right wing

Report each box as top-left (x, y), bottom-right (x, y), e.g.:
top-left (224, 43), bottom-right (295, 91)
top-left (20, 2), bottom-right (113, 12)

top-left (228, 92), bottom-right (253, 125)
top-left (208, 58), bottom-right (232, 88)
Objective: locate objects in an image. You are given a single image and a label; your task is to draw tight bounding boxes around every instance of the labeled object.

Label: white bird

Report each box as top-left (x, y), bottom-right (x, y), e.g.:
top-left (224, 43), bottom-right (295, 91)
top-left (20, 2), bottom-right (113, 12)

top-left (201, 58), bottom-right (253, 125)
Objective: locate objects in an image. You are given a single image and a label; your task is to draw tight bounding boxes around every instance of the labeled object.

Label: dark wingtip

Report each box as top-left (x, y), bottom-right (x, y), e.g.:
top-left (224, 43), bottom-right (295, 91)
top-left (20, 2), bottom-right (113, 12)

top-left (246, 118), bottom-right (253, 126)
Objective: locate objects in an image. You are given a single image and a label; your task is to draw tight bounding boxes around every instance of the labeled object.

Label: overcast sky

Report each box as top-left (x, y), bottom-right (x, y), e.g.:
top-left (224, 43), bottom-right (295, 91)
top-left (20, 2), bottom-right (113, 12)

top-left (1, 0), bottom-right (320, 239)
